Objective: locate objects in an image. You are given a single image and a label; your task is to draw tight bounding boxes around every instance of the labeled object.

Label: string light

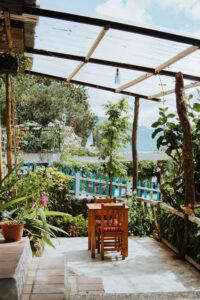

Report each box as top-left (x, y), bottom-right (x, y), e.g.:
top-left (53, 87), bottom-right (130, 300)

top-left (115, 68), bottom-right (120, 84)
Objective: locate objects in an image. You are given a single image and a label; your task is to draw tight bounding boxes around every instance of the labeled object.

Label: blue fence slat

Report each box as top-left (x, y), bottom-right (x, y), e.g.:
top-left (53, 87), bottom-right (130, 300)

top-left (21, 164), bottom-right (24, 175)
top-left (86, 172), bottom-right (89, 195)
top-left (138, 180), bottom-right (141, 197)
top-left (34, 164), bottom-right (37, 171)
top-left (40, 164), bottom-right (43, 168)
top-left (99, 173), bottom-right (103, 195)
top-left (59, 167), bottom-right (63, 172)
top-left (92, 172), bottom-right (96, 194)
top-left (119, 177), bottom-right (122, 198)
top-left (72, 170), bottom-right (76, 192)
top-left (112, 176), bottom-right (116, 197)
top-left (150, 182), bottom-right (154, 199)
top-left (27, 162), bottom-right (30, 170)
top-left (106, 175), bottom-right (109, 196)
top-left (66, 168), bottom-right (70, 175)
top-left (80, 170), bottom-right (82, 192)
top-left (157, 183), bottom-right (160, 201)
top-left (144, 181), bottom-right (148, 199)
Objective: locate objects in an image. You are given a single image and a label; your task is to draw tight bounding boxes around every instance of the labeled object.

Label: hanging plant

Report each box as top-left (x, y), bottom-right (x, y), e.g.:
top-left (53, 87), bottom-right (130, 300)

top-left (0, 52), bottom-right (18, 74)
top-left (0, 48), bottom-right (32, 74)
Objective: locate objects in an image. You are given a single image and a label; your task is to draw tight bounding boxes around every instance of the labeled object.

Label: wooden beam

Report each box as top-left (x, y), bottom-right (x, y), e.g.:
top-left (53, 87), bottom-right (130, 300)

top-left (132, 97), bottom-right (140, 191)
top-left (67, 26), bottom-right (109, 82)
top-left (25, 69), bottom-right (160, 102)
top-left (116, 73), bottom-right (154, 93)
top-left (175, 72), bottom-right (195, 257)
top-left (23, 6), bottom-right (200, 47)
top-left (25, 47), bottom-right (200, 82)
top-left (148, 81), bottom-right (200, 99)
top-left (85, 26), bottom-right (109, 61)
top-left (3, 10), bottom-right (13, 48)
top-left (5, 74), bottom-right (13, 173)
top-left (67, 62), bottom-right (85, 82)
top-left (155, 46), bottom-right (198, 73)
top-left (116, 45), bottom-right (199, 93)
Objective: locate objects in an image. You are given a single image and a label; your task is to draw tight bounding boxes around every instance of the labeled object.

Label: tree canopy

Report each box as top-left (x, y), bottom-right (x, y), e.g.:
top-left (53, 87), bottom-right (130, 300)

top-left (0, 74), bottom-right (98, 145)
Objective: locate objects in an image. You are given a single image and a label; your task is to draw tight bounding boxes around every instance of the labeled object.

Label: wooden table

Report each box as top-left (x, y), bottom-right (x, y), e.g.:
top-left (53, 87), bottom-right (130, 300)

top-left (87, 203), bottom-right (129, 258)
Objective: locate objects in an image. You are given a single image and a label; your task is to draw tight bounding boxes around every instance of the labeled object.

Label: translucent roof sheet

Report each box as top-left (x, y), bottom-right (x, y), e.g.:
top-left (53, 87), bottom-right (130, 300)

top-left (20, 4), bottom-right (200, 101)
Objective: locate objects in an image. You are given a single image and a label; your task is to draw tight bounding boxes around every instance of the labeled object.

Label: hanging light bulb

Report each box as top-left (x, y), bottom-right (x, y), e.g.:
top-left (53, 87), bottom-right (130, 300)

top-left (115, 68), bottom-right (120, 84)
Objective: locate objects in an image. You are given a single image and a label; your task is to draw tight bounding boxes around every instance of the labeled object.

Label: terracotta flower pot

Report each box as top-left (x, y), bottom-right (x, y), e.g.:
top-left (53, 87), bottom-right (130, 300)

top-left (0, 222), bottom-right (24, 242)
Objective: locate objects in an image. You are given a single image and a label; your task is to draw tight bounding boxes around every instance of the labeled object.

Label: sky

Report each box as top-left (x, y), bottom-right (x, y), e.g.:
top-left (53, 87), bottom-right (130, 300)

top-left (35, 0), bottom-right (200, 127)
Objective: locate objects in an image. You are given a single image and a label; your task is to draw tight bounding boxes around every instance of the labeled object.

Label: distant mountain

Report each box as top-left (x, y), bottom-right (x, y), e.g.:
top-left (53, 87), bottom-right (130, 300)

top-left (126, 126), bottom-right (157, 152)
top-left (97, 117), bottom-right (158, 152)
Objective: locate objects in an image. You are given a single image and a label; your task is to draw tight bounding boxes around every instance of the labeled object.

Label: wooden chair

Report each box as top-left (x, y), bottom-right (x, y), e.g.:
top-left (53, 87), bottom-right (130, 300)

top-left (94, 197), bottom-right (117, 252)
top-left (94, 197), bottom-right (116, 204)
top-left (97, 204), bottom-right (127, 260)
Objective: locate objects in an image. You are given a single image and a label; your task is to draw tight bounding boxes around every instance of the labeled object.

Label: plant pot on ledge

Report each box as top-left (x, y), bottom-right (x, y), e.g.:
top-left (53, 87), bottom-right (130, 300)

top-left (0, 221), bottom-right (24, 242)
top-left (0, 53), bottom-right (18, 74)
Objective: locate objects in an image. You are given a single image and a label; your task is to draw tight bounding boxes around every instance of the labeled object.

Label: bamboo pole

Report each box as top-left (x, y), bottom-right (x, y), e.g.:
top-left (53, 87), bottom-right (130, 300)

top-left (175, 72), bottom-right (195, 258)
top-left (11, 78), bottom-right (17, 165)
top-left (0, 103), bottom-right (3, 182)
top-left (6, 74), bottom-right (12, 173)
top-left (132, 97), bottom-right (140, 191)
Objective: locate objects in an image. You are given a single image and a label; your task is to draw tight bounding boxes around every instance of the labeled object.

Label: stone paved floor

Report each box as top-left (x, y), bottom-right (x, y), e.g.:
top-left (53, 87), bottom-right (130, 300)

top-left (43, 237), bottom-right (200, 298)
top-left (20, 256), bottom-right (66, 300)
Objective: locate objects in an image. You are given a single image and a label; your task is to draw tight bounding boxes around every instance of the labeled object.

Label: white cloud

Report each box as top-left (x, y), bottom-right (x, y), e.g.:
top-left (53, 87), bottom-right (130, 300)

top-left (96, 0), bottom-right (153, 25)
top-left (96, 0), bottom-right (200, 24)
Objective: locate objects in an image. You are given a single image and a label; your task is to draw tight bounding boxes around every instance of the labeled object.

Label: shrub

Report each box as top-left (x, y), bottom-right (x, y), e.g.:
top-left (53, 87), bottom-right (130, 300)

top-left (53, 214), bottom-right (88, 237)
top-left (128, 195), bottom-right (154, 236)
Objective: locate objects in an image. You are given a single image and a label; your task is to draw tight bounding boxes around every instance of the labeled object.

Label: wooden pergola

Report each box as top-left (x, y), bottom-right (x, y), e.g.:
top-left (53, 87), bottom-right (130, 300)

top-left (0, 0), bottom-right (199, 259)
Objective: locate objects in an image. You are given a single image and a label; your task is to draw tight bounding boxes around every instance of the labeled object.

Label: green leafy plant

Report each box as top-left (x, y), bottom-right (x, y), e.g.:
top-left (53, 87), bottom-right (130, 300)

top-left (128, 195), bottom-right (154, 236)
top-left (97, 98), bottom-right (131, 195)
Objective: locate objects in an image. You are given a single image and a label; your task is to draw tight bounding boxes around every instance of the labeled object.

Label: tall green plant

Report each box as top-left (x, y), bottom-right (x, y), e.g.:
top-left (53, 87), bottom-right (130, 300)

top-left (151, 92), bottom-right (200, 209)
top-left (97, 98), bottom-right (131, 195)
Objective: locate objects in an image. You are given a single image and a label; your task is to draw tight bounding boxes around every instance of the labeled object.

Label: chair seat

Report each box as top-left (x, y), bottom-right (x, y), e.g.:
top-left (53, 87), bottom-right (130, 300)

top-left (97, 225), bottom-right (123, 232)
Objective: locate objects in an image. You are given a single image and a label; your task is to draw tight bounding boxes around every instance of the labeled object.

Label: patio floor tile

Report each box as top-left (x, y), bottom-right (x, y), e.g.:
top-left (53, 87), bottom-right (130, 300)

top-left (30, 294), bottom-right (65, 300)
top-left (33, 284), bottom-right (65, 294)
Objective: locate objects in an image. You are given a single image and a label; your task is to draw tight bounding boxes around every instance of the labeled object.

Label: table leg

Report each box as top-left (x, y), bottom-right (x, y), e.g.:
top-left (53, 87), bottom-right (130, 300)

top-left (124, 210), bottom-right (128, 257)
top-left (90, 211), bottom-right (96, 258)
top-left (88, 210), bottom-right (91, 250)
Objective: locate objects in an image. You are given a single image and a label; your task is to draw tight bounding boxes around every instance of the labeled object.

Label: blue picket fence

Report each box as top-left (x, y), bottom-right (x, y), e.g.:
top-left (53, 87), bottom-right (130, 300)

top-left (20, 163), bottom-right (161, 202)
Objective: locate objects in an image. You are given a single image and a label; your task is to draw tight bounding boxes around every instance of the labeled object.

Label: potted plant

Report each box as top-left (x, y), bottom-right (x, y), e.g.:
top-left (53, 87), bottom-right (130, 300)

top-left (0, 214), bottom-right (25, 241)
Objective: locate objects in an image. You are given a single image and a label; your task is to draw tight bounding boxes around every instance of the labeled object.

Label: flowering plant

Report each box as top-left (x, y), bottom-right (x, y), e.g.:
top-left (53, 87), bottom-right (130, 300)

top-left (183, 204), bottom-right (195, 218)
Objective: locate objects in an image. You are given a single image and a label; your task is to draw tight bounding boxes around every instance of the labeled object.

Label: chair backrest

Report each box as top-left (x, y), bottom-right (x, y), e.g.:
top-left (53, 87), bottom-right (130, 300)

top-left (94, 197), bottom-right (116, 204)
top-left (100, 204), bottom-right (126, 231)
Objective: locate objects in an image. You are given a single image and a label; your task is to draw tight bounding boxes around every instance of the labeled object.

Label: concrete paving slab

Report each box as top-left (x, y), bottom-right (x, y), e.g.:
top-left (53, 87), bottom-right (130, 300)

top-left (44, 237), bottom-right (200, 299)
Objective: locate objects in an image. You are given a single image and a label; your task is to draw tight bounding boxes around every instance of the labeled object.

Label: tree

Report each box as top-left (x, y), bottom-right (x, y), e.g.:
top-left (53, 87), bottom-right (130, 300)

top-left (97, 98), bottom-right (131, 197)
top-left (0, 74), bottom-right (97, 145)
top-left (152, 85), bottom-right (200, 258)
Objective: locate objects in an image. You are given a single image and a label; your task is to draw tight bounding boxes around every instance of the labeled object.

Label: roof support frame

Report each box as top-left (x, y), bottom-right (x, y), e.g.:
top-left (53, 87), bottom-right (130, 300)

top-left (25, 70), bottom-right (159, 102)
top-left (148, 81), bottom-right (200, 99)
top-left (115, 45), bottom-right (198, 93)
top-left (23, 7), bottom-right (200, 47)
top-left (25, 47), bottom-right (200, 82)
top-left (67, 26), bottom-right (109, 82)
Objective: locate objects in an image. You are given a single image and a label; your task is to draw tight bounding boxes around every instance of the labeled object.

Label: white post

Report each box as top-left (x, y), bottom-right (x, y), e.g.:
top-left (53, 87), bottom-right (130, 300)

top-left (75, 172), bottom-right (80, 198)
top-left (126, 180), bottom-right (132, 197)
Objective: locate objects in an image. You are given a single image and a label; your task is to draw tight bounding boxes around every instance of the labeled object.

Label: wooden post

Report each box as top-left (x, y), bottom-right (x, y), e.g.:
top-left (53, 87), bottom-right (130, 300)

top-left (6, 74), bottom-right (12, 173)
top-left (175, 72), bottom-right (195, 258)
top-left (0, 104), bottom-right (3, 182)
top-left (11, 77), bottom-right (17, 165)
top-left (132, 96), bottom-right (140, 191)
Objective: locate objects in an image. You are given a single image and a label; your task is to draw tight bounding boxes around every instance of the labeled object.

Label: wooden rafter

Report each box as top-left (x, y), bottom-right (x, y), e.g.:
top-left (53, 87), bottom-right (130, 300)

top-left (25, 70), bottom-right (160, 102)
top-left (67, 26), bottom-right (109, 82)
top-left (23, 7), bottom-right (200, 47)
top-left (25, 47), bottom-right (200, 82)
top-left (148, 81), bottom-right (200, 99)
top-left (116, 45), bottom-right (198, 93)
